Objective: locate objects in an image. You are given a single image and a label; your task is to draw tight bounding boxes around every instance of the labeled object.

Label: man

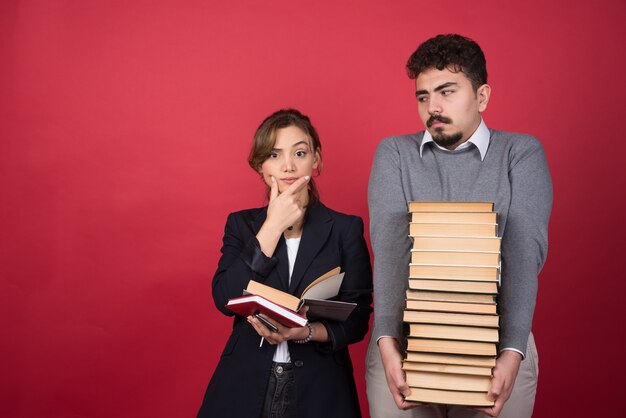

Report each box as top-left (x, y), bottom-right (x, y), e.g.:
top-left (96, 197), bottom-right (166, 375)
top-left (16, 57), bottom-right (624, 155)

top-left (366, 34), bottom-right (552, 418)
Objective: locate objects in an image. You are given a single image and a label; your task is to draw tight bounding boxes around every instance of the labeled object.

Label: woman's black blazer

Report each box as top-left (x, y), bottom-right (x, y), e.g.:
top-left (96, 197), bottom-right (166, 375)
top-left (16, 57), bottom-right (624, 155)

top-left (198, 201), bottom-right (373, 418)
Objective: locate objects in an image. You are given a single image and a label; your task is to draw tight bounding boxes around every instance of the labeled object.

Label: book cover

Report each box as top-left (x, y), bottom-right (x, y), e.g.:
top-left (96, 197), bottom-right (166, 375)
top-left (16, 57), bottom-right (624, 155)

top-left (405, 351), bottom-right (496, 368)
top-left (411, 250), bottom-right (500, 267)
top-left (403, 310), bottom-right (499, 328)
top-left (226, 294), bottom-right (307, 328)
top-left (405, 387), bottom-right (494, 407)
top-left (412, 236), bottom-right (501, 252)
top-left (410, 223), bottom-right (498, 238)
top-left (405, 370), bottom-right (492, 392)
top-left (406, 290), bottom-right (496, 305)
top-left (408, 323), bottom-right (499, 343)
top-left (405, 299), bottom-right (497, 315)
top-left (301, 298), bottom-right (356, 321)
top-left (408, 279), bottom-right (498, 295)
top-left (408, 201), bottom-right (494, 213)
top-left (403, 361), bottom-right (493, 376)
top-left (411, 211), bottom-right (497, 224)
top-left (409, 265), bottom-right (500, 282)
top-left (407, 338), bottom-right (497, 356)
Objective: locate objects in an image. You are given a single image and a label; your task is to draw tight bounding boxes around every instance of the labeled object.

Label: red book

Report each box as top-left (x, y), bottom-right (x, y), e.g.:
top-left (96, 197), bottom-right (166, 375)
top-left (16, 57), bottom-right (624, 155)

top-left (226, 294), bottom-right (307, 328)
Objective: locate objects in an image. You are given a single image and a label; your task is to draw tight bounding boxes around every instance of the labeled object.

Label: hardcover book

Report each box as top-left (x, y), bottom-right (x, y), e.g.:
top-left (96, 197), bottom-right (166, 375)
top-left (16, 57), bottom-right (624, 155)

top-left (405, 370), bottom-right (492, 392)
top-left (411, 211), bottom-right (497, 224)
top-left (412, 236), bottom-right (501, 252)
top-left (405, 387), bottom-right (494, 407)
top-left (409, 264), bottom-right (500, 283)
top-left (403, 361), bottom-right (493, 376)
top-left (405, 299), bottom-right (497, 315)
top-left (411, 250), bottom-right (500, 267)
top-left (408, 323), bottom-right (499, 343)
top-left (410, 223), bottom-right (498, 238)
top-left (405, 351), bottom-right (496, 368)
top-left (408, 201), bottom-right (494, 213)
top-left (403, 310), bottom-right (499, 328)
top-left (407, 338), bottom-right (497, 356)
top-left (406, 289), bottom-right (496, 305)
top-left (226, 294), bottom-right (307, 328)
top-left (408, 279), bottom-right (498, 295)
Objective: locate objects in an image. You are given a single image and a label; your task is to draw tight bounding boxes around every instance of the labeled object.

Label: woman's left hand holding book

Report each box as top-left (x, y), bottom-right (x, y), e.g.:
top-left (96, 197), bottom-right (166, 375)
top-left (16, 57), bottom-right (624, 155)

top-left (247, 306), bottom-right (329, 346)
top-left (247, 306), bottom-right (309, 346)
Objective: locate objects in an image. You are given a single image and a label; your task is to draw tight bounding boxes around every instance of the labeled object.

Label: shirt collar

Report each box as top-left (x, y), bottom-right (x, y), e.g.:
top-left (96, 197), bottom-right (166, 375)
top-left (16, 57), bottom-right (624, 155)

top-left (419, 118), bottom-right (490, 161)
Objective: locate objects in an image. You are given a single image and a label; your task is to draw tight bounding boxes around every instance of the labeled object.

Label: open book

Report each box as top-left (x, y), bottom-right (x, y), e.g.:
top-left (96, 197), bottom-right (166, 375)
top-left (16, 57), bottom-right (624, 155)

top-left (226, 267), bottom-right (356, 327)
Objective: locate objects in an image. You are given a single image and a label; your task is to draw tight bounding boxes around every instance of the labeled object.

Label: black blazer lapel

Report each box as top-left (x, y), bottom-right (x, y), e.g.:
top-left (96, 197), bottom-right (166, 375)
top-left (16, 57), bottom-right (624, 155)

top-left (288, 203), bottom-right (333, 295)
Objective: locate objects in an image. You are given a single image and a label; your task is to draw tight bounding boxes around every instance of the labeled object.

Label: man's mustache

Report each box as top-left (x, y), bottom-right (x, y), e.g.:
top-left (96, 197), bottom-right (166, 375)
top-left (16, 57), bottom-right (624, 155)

top-left (427, 114), bottom-right (452, 127)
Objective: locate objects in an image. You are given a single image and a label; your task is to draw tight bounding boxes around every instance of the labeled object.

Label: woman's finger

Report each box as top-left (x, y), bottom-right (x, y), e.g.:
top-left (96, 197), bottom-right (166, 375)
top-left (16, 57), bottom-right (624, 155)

top-left (269, 176), bottom-right (279, 201)
top-left (282, 175), bottom-right (310, 196)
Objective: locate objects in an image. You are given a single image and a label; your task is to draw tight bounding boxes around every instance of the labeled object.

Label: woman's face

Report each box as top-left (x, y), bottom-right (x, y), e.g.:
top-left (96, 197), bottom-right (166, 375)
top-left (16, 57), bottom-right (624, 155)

top-left (258, 125), bottom-right (319, 194)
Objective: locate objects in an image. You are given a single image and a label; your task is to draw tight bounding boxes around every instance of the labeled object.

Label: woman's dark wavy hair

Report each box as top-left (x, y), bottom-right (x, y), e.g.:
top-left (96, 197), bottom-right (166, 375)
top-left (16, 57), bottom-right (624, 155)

top-left (248, 109), bottom-right (322, 205)
top-left (406, 34), bottom-right (487, 91)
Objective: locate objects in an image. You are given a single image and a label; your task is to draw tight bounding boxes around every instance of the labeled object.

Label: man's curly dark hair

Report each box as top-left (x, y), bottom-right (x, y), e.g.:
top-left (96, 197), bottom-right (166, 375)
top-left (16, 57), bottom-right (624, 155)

top-left (406, 34), bottom-right (487, 91)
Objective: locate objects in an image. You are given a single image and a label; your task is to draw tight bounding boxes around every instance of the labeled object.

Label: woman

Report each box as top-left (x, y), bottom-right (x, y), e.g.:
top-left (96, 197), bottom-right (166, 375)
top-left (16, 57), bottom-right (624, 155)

top-left (197, 109), bottom-right (372, 418)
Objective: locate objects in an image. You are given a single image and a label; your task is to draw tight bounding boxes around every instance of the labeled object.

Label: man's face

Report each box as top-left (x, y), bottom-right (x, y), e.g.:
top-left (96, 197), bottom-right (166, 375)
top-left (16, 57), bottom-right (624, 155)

top-left (415, 67), bottom-right (490, 149)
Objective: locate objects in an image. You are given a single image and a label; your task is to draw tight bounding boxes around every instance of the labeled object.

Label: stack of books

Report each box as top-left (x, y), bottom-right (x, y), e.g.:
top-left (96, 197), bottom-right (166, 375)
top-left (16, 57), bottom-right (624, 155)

top-left (403, 201), bottom-right (500, 407)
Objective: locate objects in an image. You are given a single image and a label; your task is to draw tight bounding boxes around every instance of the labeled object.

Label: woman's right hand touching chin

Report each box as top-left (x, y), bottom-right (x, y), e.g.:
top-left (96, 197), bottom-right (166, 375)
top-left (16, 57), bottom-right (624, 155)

top-left (256, 175), bottom-right (309, 257)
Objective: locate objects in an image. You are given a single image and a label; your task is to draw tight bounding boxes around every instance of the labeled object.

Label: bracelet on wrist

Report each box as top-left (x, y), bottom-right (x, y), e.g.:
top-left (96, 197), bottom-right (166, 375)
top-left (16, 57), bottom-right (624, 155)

top-left (293, 322), bottom-right (313, 344)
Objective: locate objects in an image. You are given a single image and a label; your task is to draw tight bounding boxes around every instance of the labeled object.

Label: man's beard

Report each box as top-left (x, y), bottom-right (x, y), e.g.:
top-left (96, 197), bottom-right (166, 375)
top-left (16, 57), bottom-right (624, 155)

top-left (432, 130), bottom-right (463, 148)
top-left (427, 114), bottom-right (463, 149)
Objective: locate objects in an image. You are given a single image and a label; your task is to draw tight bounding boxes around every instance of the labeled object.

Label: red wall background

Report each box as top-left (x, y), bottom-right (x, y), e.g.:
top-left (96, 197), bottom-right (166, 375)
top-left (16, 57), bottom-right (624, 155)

top-left (2, 1), bottom-right (625, 417)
